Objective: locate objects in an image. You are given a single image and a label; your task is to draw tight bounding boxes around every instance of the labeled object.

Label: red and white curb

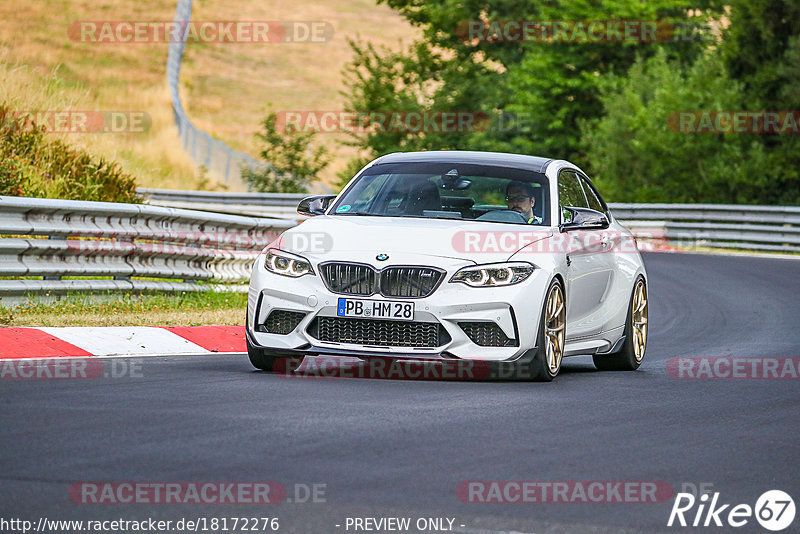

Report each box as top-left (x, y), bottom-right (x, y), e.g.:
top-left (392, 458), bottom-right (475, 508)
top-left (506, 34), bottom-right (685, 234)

top-left (0, 326), bottom-right (246, 360)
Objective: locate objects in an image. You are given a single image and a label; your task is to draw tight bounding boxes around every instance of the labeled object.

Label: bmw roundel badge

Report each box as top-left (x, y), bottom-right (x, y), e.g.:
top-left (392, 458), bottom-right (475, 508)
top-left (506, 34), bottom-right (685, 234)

top-left (376, 253), bottom-right (389, 261)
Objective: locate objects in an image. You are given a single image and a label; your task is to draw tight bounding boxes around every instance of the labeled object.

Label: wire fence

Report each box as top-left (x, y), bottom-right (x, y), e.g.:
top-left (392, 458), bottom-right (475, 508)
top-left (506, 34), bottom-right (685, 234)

top-left (166, 0), bottom-right (269, 188)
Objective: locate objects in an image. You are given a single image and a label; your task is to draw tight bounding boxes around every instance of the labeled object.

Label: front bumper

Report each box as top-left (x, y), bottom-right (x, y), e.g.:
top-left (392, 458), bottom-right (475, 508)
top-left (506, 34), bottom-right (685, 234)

top-left (247, 256), bottom-right (550, 363)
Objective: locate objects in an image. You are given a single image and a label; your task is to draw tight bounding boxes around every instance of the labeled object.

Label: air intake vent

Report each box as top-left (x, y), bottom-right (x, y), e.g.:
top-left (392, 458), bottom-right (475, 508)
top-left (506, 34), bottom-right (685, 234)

top-left (259, 310), bottom-right (306, 335)
top-left (458, 322), bottom-right (518, 347)
top-left (308, 317), bottom-right (450, 347)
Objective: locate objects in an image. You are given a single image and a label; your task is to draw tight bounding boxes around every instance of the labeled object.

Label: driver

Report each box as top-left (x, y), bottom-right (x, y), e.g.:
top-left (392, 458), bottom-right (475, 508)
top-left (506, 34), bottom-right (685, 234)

top-left (505, 182), bottom-right (542, 224)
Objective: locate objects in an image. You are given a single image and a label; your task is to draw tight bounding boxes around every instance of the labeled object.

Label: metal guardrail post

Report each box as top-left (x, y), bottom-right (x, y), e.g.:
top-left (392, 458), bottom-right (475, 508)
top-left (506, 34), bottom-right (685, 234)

top-left (0, 196), bottom-right (297, 297)
top-left (224, 148), bottom-right (232, 184)
top-left (2, 195), bottom-right (799, 300)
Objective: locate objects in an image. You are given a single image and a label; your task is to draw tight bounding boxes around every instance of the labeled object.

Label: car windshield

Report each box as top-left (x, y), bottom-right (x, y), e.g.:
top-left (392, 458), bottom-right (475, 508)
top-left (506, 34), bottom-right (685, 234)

top-left (330, 162), bottom-right (551, 226)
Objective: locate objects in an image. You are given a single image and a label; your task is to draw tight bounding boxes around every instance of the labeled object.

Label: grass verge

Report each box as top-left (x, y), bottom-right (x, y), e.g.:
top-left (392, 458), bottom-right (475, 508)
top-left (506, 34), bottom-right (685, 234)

top-left (1, 0), bottom-right (418, 190)
top-left (0, 291), bottom-right (247, 327)
top-left (0, 104), bottom-right (140, 201)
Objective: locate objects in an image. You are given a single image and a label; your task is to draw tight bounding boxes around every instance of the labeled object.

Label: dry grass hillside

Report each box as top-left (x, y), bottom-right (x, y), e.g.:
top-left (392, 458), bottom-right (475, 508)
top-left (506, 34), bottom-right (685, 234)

top-left (0, 0), bottom-right (418, 190)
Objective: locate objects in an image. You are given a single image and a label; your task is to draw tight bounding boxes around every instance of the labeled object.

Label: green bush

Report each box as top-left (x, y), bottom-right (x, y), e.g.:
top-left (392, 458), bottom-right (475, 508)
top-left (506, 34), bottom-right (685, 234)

top-left (0, 104), bottom-right (140, 203)
top-left (242, 112), bottom-right (329, 193)
top-left (581, 51), bottom-right (772, 204)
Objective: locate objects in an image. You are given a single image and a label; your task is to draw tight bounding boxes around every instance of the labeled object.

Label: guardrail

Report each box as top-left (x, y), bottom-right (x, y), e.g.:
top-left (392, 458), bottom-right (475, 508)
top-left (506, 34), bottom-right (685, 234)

top-left (3, 195), bottom-right (797, 300)
top-left (612, 203), bottom-right (800, 253)
top-left (137, 190), bottom-right (800, 253)
top-left (138, 188), bottom-right (306, 219)
top-left (0, 196), bottom-right (295, 297)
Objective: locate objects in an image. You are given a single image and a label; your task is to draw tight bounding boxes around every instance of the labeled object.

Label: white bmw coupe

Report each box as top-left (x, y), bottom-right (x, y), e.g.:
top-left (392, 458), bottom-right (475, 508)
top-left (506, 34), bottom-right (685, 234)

top-left (246, 151), bottom-right (648, 381)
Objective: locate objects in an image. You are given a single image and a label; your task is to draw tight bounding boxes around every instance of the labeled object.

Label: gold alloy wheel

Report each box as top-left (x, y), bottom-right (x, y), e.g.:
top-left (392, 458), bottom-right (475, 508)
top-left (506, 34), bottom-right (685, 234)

top-left (632, 280), bottom-right (648, 361)
top-left (545, 284), bottom-right (566, 374)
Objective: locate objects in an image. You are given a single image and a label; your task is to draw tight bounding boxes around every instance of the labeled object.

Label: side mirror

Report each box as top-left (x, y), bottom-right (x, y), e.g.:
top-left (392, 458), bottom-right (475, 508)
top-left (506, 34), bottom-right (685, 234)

top-left (297, 195), bottom-right (337, 217)
top-left (560, 207), bottom-right (610, 232)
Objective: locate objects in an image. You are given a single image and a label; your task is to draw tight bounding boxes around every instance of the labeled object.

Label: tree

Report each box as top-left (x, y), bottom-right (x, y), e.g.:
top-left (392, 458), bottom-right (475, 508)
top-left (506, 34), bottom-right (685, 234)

top-left (242, 112), bottom-right (329, 193)
top-left (340, 0), bottom-right (718, 166)
top-left (722, 0), bottom-right (800, 110)
top-left (581, 50), bottom-right (771, 203)
top-left (721, 0), bottom-right (800, 204)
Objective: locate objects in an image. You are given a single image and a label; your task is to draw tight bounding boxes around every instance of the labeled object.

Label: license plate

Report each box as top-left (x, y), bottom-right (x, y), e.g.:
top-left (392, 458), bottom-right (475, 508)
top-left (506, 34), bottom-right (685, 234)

top-left (337, 298), bottom-right (415, 321)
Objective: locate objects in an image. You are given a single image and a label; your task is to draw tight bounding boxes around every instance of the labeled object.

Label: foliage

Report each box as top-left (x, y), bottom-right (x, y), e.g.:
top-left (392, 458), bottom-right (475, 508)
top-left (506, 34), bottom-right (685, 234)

top-left (242, 112), bottom-right (330, 193)
top-left (0, 104), bottom-right (140, 202)
top-left (719, 0), bottom-right (800, 204)
top-left (0, 298), bottom-right (12, 326)
top-left (722, 0), bottom-right (800, 110)
top-left (2, 290), bottom-right (248, 327)
top-left (334, 154), bottom-right (373, 191)
top-left (341, 0), bottom-right (718, 164)
top-left (581, 50), bottom-right (770, 203)
top-left (338, 0), bottom-right (800, 204)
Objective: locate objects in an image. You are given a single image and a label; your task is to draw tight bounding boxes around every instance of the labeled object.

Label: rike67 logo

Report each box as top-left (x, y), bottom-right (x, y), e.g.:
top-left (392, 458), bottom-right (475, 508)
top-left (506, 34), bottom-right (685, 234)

top-left (668, 490), bottom-right (795, 531)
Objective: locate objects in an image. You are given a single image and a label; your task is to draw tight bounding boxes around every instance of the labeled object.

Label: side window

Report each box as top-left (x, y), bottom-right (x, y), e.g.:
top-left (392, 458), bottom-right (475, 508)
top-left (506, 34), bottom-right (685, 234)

top-left (578, 175), bottom-right (606, 213)
top-left (341, 173), bottom-right (390, 213)
top-left (558, 170), bottom-right (589, 222)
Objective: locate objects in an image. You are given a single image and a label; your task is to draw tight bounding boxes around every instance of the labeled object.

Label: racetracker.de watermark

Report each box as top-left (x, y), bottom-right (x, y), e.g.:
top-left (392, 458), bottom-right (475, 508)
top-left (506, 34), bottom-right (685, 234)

top-left (457, 20), bottom-right (711, 43)
top-left (271, 357), bottom-right (635, 381)
top-left (666, 357), bottom-right (800, 379)
top-left (0, 359), bottom-right (142, 380)
top-left (273, 357), bottom-right (495, 381)
top-left (456, 481), bottom-right (674, 503)
top-left (451, 229), bottom-right (651, 255)
top-left (68, 21), bottom-right (334, 43)
top-left (65, 239), bottom-right (265, 258)
top-left (266, 232), bottom-right (334, 254)
top-left (59, 231), bottom-right (281, 251)
top-left (261, 230), bottom-right (664, 257)
top-left (274, 111), bottom-right (491, 134)
top-left (667, 111), bottom-right (800, 134)
top-left (274, 110), bottom-right (551, 135)
top-left (68, 482), bottom-right (326, 504)
top-left (2, 111), bottom-right (151, 134)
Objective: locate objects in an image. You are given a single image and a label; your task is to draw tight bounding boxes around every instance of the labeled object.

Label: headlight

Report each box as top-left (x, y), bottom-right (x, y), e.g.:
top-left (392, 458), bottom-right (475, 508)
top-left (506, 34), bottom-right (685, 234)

top-left (264, 249), bottom-right (315, 277)
top-left (449, 262), bottom-right (534, 287)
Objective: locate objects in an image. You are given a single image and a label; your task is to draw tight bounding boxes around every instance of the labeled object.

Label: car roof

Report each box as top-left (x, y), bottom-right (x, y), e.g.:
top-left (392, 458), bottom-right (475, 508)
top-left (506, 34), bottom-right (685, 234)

top-left (371, 150), bottom-right (553, 174)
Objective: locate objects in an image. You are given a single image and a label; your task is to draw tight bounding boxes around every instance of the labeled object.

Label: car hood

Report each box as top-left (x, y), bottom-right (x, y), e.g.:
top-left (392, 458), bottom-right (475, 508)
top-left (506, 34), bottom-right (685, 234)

top-left (269, 215), bottom-right (555, 268)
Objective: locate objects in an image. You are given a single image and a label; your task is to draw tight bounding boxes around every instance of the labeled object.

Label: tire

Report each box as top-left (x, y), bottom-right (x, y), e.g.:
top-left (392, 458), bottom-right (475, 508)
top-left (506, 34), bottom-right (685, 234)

top-left (593, 276), bottom-right (648, 371)
top-left (247, 338), bottom-right (303, 373)
top-left (520, 278), bottom-right (566, 382)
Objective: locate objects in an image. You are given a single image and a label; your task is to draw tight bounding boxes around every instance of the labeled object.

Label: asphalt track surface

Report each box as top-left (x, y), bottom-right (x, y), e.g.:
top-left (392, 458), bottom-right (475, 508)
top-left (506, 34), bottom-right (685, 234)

top-left (2, 253), bottom-right (799, 534)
